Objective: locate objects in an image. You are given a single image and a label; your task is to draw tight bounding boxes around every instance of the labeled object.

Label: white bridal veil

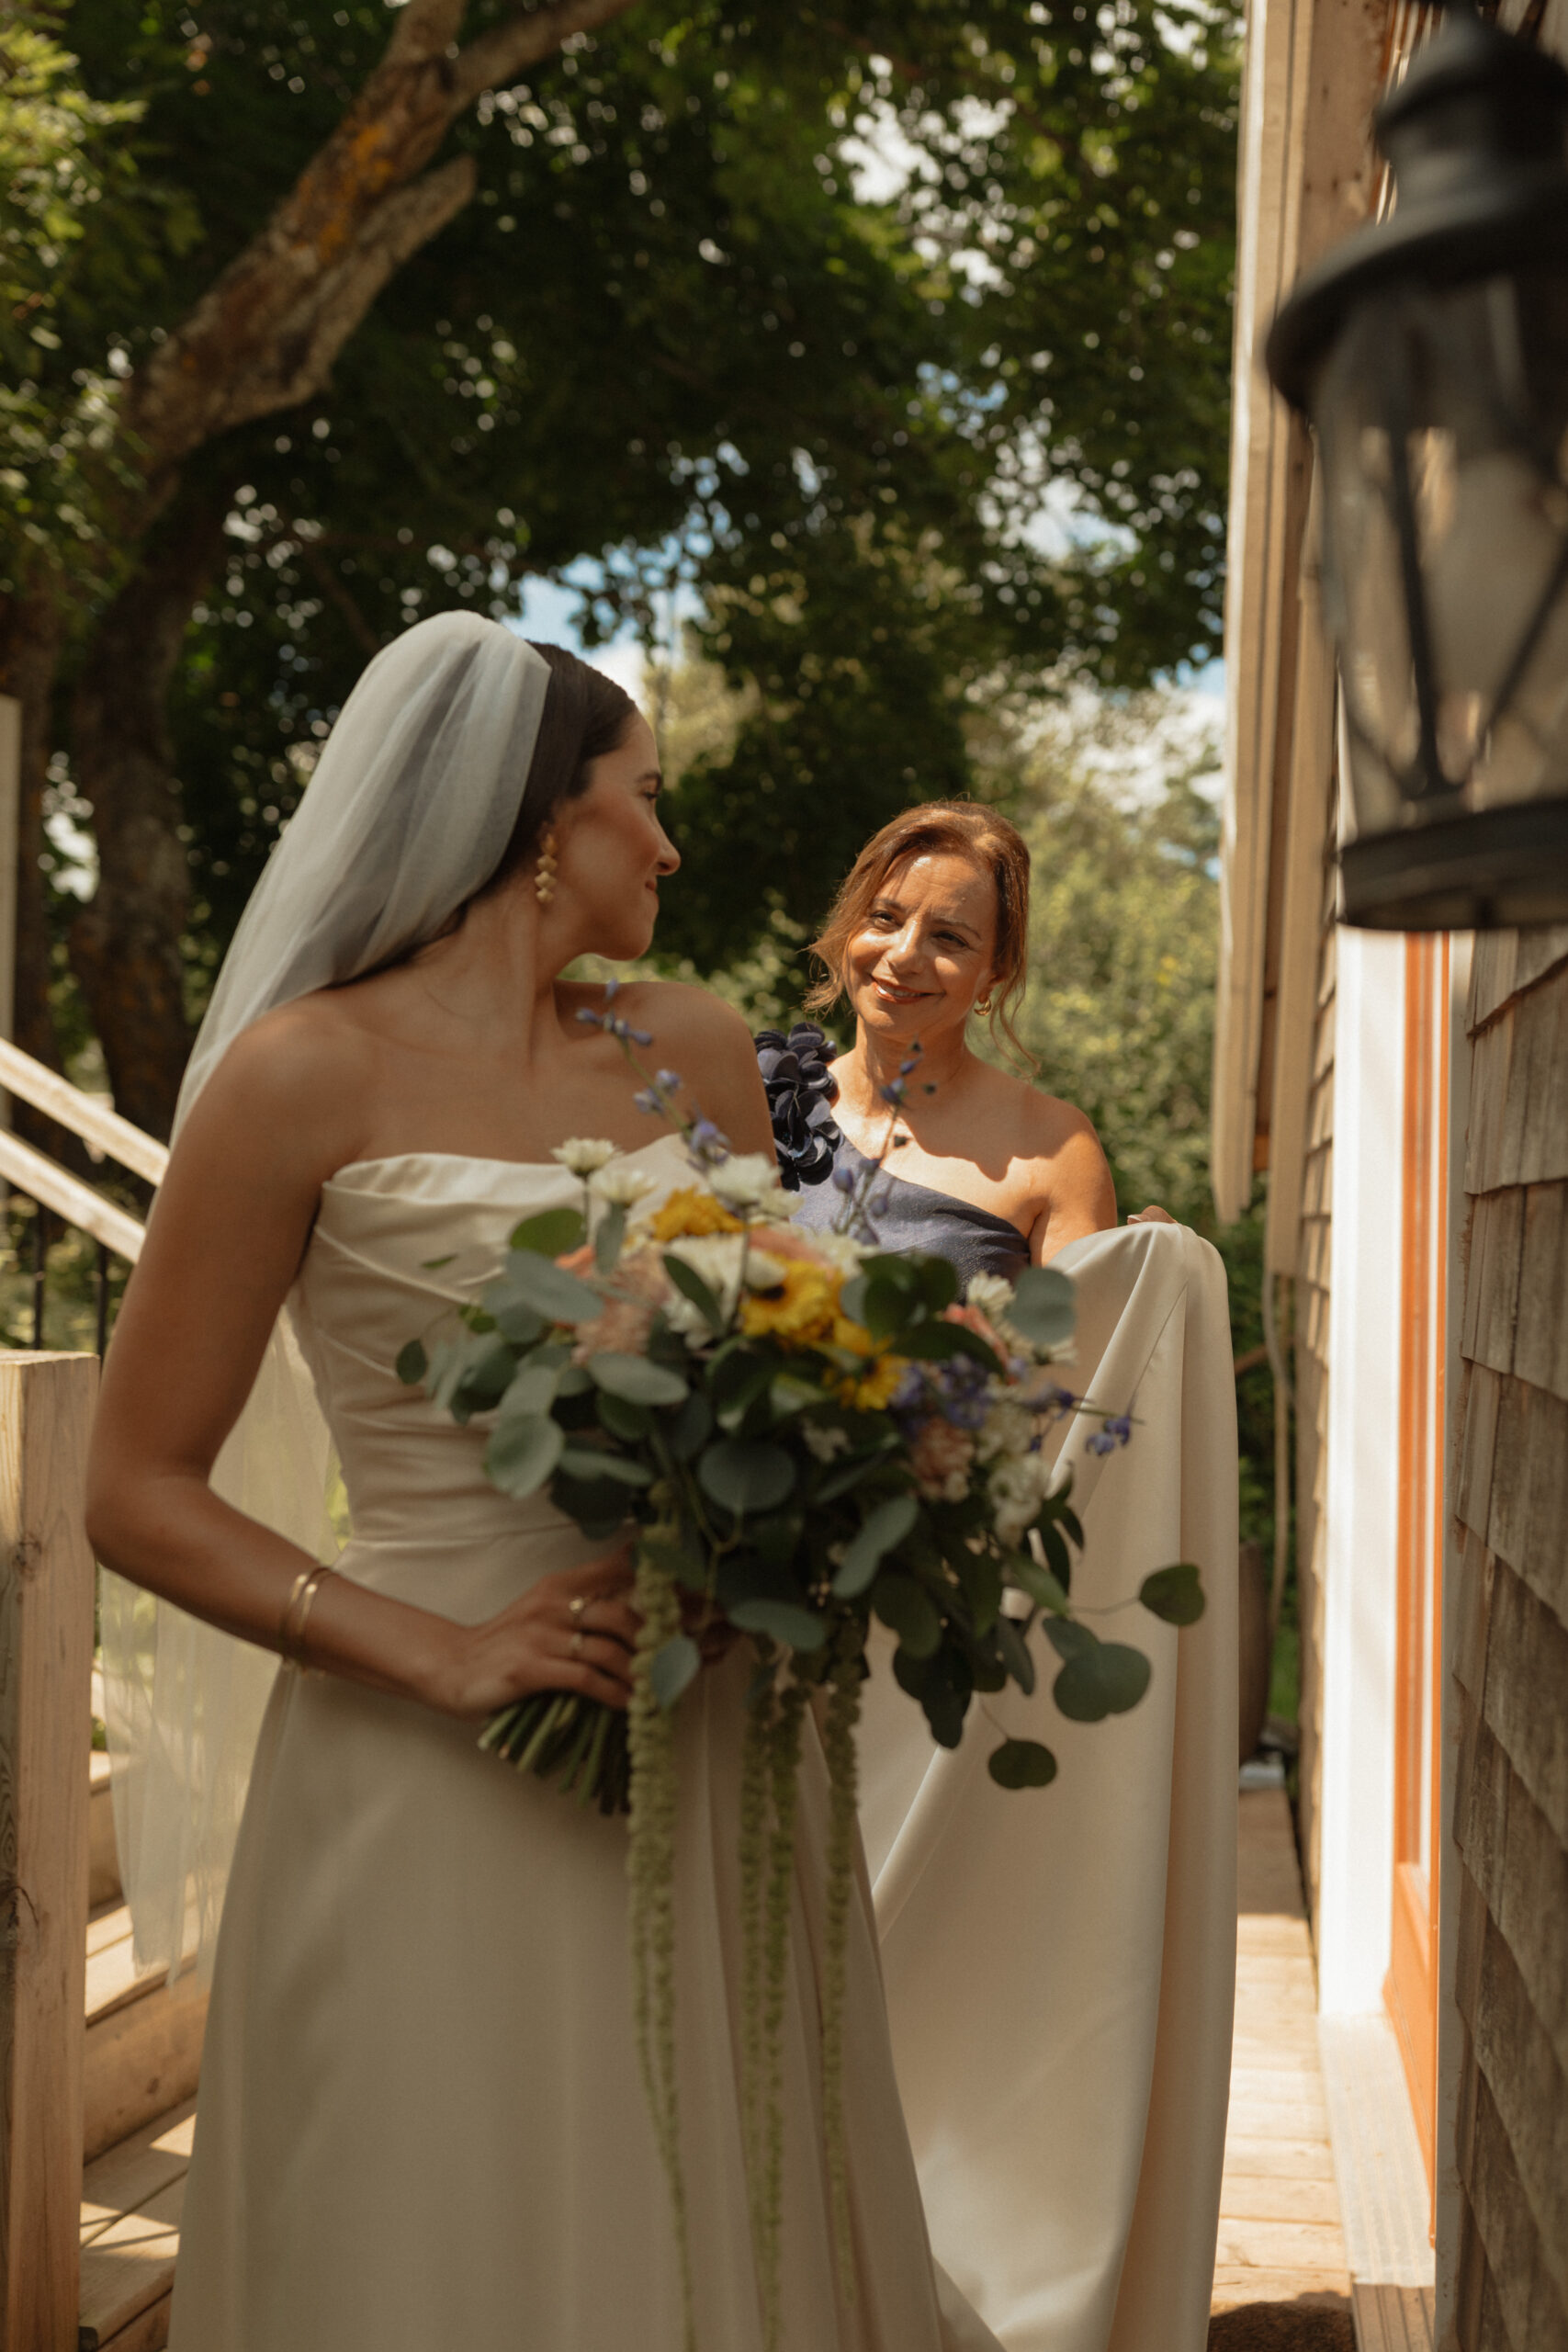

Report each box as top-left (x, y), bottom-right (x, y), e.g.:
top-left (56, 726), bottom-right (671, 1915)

top-left (102, 613), bottom-right (553, 1979)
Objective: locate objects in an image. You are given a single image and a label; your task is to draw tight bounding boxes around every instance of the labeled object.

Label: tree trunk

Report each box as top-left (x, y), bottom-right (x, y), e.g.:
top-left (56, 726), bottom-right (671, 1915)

top-left (0, 586), bottom-right (66, 1080)
top-left (69, 486), bottom-right (230, 1139)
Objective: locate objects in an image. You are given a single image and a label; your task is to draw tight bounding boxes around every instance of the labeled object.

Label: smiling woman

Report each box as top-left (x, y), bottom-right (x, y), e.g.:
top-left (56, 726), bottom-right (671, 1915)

top-left (791, 802), bottom-right (1171, 1268)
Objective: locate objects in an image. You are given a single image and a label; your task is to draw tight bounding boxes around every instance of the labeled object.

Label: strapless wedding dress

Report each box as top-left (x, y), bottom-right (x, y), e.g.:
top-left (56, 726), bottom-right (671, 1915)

top-left (168, 1133), bottom-right (998, 2352)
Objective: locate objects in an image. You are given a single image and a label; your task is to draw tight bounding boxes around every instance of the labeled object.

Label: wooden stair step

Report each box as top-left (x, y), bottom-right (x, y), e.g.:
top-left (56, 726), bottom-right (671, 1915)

top-left (79, 2098), bottom-right (195, 2352)
top-left (84, 1912), bottom-right (207, 2164)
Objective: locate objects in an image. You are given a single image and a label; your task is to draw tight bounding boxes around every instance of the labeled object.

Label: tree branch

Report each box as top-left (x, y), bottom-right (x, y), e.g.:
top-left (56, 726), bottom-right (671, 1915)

top-left (451, 0), bottom-right (641, 109)
top-left (120, 0), bottom-right (644, 496)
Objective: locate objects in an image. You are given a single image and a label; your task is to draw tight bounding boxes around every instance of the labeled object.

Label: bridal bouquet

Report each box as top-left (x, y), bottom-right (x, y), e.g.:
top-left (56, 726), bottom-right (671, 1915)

top-left (400, 1013), bottom-right (1201, 2345)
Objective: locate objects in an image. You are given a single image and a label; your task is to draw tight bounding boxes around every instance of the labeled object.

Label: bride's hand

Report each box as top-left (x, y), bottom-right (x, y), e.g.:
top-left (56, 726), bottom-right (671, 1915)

top-left (430, 1548), bottom-right (642, 1719)
top-left (1126, 1204), bottom-right (1177, 1225)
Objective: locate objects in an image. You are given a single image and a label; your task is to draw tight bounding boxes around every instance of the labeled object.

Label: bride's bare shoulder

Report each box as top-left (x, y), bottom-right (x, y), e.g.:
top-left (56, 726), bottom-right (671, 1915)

top-left (175, 993), bottom-right (378, 1178)
top-left (559, 976), bottom-right (755, 1062)
top-left (564, 978), bottom-right (772, 1149)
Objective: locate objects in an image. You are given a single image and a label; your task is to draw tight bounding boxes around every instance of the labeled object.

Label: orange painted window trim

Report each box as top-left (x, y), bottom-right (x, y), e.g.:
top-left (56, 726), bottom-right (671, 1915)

top-left (1384, 932), bottom-right (1448, 2213)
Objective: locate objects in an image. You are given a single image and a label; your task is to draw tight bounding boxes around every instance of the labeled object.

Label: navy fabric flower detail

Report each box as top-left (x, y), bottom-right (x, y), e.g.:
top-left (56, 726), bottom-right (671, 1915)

top-left (753, 1023), bottom-right (842, 1190)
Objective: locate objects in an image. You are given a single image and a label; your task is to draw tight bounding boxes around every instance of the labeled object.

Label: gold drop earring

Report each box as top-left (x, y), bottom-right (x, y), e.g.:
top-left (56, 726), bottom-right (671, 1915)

top-left (535, 828), bottom-right (558, 908)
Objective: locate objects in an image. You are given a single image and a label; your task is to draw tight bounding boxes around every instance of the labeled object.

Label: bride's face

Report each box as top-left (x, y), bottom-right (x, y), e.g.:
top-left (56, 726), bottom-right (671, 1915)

top-left (555, 714), bottom-right (678, 959)
top-left (844, 851), bottom-right (998, 1049)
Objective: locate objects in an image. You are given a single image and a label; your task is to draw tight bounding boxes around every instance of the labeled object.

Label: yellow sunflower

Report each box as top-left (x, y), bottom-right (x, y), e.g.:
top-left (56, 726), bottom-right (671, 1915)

top-left (838, 1347), bottom-right (909, 1411)
top-left (739, 1261), bottom-right (840, 1346)
top-left (649, 1187), bottom-right (744, 1242)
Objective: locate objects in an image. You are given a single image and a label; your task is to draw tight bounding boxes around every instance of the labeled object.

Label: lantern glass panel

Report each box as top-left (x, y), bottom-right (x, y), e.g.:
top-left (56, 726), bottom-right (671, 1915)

top-left (1316, 266), bottom-right (1568, 844)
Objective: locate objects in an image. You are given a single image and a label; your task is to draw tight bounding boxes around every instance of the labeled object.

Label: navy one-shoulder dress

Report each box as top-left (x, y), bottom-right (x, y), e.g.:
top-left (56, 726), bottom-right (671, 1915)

top-left (790, 1139), bottom-right (1029, 1291)
top-left (754, 1023), bottom-right (1030, 1291)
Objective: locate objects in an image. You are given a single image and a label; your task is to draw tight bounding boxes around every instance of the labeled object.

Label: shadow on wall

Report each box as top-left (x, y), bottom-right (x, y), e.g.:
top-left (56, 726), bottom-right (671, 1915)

top-left (1209, 2299), bottom-right (1354, 2351)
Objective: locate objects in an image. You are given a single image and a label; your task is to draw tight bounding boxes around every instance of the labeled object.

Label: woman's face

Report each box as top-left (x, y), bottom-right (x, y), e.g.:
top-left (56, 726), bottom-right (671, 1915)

top-left (843, 851), bottom-right (998, 1050)
top-left (555, 714), bottom-right (678, 960)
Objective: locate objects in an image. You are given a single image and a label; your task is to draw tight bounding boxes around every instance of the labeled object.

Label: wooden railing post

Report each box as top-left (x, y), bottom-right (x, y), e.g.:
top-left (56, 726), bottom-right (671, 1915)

top-left (0, 1353), bottom-right (98, 2351)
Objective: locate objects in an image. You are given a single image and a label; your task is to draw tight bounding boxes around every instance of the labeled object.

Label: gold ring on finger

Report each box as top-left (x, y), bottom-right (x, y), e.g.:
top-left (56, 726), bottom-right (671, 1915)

top-left (570, 1628), bottom-right (585, 1658)
top-left (569, 1594), bottom-right (589, 1621)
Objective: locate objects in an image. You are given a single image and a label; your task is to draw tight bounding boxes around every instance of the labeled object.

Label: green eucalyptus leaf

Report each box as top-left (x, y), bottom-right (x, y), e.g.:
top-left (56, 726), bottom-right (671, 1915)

top-left (491, 1299), bottom-right (547, 1346)
top-left (697, 1437), bottom-right (795, 1517)
top-left (769, 1374), bottom-right (826, 1419)
top-left (1043, 1616), bottom-right (1096, 1661)
top-left (558, 1446), bottom-right (652, 1487)
top-left (1036, 1521), bottom-right (1074, 1590)
top-left (1053, 1641), bottom-right (1152, 1723)
top-left (1139, 1563), bottom-right (1206, 1626)
top-left (1059, 1502), bottom-right (1085, 1549)
top-left (708, 1348), bottom-right (775, 1430)
top-left (873, 1573), bottom-right (942, 1658)
top-left (917, 1647), bottom-right (972, 1747)
top-left (915, 1254), bottom-right (960, 1313)
top-left (667, 1390), bottom-right (715, 1462)
top-left (457, 1336), bottom-right (519, 1408)
top-left (555, 1365), bottom-right (594, 1397)
top-left (996, 1614), bottom-right (1036, 1695)
top-left (661, 1250), bottom-right (726, 1333)
top-left (597, 1390), bottom-right (653, 1442)
top-left (509, 1207), bottom-right (586, 1257)
top-left (589, 1351), bottom-right (689, 1407)
top-left (833, 1492), bottom-right (919, 1599)
top-left (501, 1251), bottom-right (604, 1325)
top-left (898, 1320), bottom-right (1003, 1373)
top-left (837, 1273), bottom-right (869, 1326)
top-left (963, 1544), bottom-right (1003, 1637)
top-left (396, 1339), bottom-right (427, 1386)
top-left (728, 1598), bottom-right (827, 1651)
top-left (483, 1413), bottom-right (564, 1498)
top-left (967, 1642), bottom-right (1008, 1693)
top-left (892, 1644), bottom-right (931, 1701)
top-left (499, 1362), bottom-right (562, 1422)
top-left (1015, 1555), bottom-right (1072, 1615)
top-left (649, 1634), bottom-right (702, 1710)
top-left (988, 1737), bottom-right (1058, 1790)
top-left (1008, 1265), bottom-right (1077, 1352)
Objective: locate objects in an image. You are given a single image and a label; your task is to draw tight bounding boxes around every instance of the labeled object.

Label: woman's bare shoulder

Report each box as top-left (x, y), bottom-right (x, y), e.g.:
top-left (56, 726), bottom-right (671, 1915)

top-left (175, 994), bottom-right (377, 1182)
top-left (982, 1067), bottom-right (1115, 1233)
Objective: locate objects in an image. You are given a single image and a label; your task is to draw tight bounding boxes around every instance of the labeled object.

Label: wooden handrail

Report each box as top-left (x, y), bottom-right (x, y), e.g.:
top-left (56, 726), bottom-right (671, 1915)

top-left (0, 1038), bottom-right (167, 1188)
top-left (0, 1130), bottom-right (145, 1263)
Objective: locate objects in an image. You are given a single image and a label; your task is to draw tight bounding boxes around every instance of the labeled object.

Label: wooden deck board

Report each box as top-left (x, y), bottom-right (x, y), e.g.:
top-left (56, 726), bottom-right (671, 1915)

top-left (1213, 1786), bottom-right (1352, 2317)
top-left (79, 2100), bottom-right (194, 2350)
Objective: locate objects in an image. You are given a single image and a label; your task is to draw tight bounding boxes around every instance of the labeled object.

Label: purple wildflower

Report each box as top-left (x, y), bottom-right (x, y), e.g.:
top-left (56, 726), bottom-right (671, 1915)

top-left (1087, 1430), bottom-right (1116, 1456)
top-left (688, 1117), bottom-right (730, 1168)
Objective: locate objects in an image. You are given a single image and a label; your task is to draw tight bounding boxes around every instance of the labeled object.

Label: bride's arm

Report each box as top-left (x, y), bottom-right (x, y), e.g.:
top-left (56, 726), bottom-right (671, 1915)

top-left (86, 1014), bottom-right (639, 1718)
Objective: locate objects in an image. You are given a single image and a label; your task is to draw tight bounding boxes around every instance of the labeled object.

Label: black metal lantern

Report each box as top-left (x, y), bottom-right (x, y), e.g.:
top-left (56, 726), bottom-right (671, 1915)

top-left (1267, 3), bottom-right (1568, 929)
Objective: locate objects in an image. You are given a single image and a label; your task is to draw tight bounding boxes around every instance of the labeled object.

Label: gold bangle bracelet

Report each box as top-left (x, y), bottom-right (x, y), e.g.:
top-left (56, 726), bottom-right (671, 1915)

top-left (280, 1563), bottom-right (334, 1667)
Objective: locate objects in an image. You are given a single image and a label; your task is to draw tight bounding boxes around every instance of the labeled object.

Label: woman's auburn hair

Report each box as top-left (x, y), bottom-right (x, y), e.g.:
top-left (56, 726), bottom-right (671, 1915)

top-left (806, 799), bottom-right (1036, 1069)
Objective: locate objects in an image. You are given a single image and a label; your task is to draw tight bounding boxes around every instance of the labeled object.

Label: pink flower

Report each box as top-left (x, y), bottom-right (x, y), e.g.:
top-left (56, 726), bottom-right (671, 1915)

top-left (942, 1301), bottom-right (1007, 1357)
top-left (909, 1416), bottom-right (976, 1502)
top-left (570, 1250), bottom-right (669, 1363)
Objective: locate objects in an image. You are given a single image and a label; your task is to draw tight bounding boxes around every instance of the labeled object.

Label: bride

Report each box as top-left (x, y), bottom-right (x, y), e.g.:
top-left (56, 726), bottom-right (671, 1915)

top-left (87, 612), bottom-right (997, 2352)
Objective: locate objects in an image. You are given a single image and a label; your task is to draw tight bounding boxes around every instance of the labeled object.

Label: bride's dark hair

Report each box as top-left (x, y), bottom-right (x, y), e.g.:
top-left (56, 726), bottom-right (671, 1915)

top-left (482, 639), bottom-right (638, 889)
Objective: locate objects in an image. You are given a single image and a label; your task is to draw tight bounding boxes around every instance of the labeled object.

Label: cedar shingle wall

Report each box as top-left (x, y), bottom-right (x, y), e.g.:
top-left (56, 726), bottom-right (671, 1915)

top-left (1292, 814), bottom-right (1337, 1923)
top-left (1451, 925), bottom-right (1568, 2351)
